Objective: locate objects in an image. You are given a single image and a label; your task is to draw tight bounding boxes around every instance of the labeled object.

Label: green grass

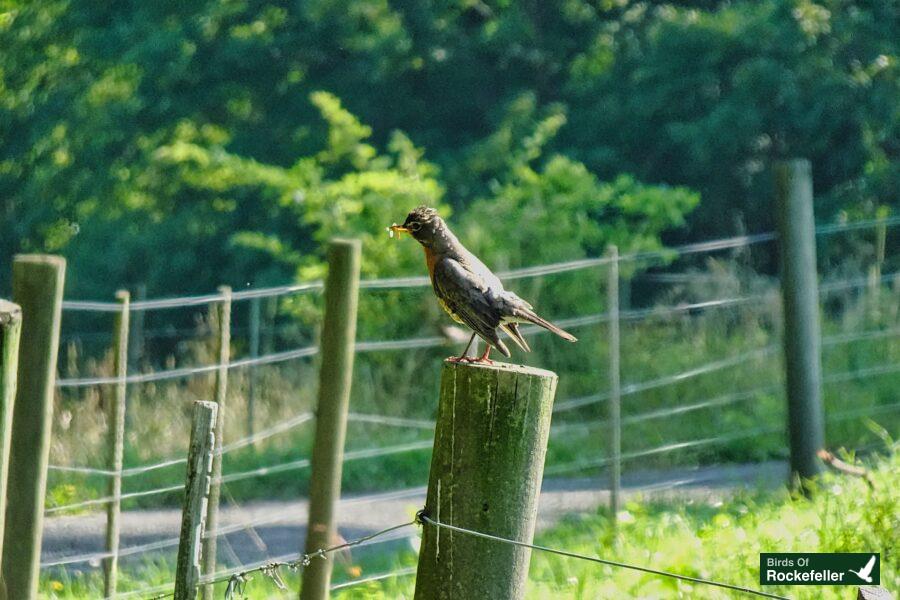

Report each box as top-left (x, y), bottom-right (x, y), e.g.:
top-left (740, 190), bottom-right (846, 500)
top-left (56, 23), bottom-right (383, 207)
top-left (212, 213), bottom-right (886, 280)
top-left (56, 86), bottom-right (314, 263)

top-left (40, 446), bottom-right (898, 598)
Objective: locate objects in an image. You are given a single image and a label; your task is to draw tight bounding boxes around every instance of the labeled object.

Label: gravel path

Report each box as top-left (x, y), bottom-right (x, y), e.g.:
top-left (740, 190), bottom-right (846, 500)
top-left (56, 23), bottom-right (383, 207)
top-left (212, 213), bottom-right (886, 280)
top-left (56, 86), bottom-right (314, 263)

top-left (41, 461), bottom-right (787, 571)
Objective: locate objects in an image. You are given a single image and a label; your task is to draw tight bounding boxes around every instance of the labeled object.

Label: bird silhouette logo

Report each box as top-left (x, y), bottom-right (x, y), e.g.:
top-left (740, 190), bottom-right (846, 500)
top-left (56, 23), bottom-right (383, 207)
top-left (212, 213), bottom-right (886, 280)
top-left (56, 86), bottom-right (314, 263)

top-left (848, 555), bottom-right (877, 583)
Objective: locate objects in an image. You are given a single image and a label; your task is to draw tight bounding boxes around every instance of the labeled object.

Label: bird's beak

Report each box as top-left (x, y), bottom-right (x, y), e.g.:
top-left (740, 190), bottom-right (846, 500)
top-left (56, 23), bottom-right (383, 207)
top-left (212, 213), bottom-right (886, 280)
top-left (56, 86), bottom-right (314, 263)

top-left (387, 224), bottom-right (409, 238)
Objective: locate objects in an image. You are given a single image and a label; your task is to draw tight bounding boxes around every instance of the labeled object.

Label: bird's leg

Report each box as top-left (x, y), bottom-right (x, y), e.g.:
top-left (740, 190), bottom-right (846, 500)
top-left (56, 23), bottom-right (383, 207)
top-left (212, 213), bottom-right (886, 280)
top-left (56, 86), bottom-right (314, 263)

top-left (474, 345), bottom-right (493, 365)
top-left (447, 333), bottom-right (478, 363)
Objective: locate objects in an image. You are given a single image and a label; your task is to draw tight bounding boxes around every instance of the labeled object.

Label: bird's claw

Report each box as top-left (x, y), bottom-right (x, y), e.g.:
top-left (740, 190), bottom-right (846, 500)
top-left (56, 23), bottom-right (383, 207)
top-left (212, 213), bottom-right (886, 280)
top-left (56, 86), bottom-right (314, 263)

top-left (447, 355), bottom-right (473, 363)
top-left (446, 355), bottom-right (493, 365)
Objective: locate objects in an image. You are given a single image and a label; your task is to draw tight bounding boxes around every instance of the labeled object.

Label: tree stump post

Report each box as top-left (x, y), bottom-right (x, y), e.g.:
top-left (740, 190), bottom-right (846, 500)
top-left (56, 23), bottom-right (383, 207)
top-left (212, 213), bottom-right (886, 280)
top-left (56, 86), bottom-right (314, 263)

top-left (414, 360), bottom-right (558, 600)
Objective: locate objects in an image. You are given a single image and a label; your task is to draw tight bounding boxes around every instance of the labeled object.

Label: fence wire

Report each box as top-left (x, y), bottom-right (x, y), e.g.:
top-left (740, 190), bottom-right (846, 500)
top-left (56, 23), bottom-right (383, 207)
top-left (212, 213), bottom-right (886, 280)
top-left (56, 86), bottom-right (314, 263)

top-left (59, 215), bottom-right (900, 313)
top-left (417, 514), bottom-right (789, 599)
top-left (53, 270), bottom-right (896, 391)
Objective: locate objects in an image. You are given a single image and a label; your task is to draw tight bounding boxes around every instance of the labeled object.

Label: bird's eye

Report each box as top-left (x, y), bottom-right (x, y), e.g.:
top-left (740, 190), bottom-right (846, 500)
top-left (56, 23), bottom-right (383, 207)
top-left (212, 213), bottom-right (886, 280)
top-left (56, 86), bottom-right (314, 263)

top-left (410, 222), bottom-right (422, 232)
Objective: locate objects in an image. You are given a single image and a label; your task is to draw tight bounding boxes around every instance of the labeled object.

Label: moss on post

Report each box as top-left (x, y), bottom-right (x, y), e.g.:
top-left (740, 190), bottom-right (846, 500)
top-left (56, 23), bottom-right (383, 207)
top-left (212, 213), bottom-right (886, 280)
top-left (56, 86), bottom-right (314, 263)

top-left (414, 360), bottom-right (558, 600)
top-left (0, 300), bottom-right (22, 582)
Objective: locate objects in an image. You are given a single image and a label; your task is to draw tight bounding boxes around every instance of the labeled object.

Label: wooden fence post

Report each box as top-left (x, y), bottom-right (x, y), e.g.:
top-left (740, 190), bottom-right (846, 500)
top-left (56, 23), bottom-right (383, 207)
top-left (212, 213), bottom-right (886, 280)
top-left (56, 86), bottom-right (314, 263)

top-left (127, 283), bottom-right (146, 369)
top-left (606, 245), bottom-right (621, 533)
top-left (300, 239), bottom-right (361, 600)
top-left (262, 297), bottom-right (277, 355)
top-left (103, 291), bottom-right (130, 598)
top-left (247, 296), bottom-right (261, 447)
top-left (414, 361), bottom-right (558, 600)
top-left (1, 255), bottom-right (65, 600)
top-left (124, 283), bottom-right (145, 431)
top-left (0, 301), bottom-right (22, 582)
top-left (774, 159), bottom-right (825, 487)
top-left (174, 401), bottom-right (219, 600)
top-left (201, 286), bottom-right (231, 600)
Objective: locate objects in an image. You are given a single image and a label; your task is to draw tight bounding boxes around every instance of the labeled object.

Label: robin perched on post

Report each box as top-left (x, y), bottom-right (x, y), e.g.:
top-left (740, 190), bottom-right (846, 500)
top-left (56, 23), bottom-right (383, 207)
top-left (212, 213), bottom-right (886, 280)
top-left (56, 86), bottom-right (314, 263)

top-left (389, 206), bottom-right (577, 363)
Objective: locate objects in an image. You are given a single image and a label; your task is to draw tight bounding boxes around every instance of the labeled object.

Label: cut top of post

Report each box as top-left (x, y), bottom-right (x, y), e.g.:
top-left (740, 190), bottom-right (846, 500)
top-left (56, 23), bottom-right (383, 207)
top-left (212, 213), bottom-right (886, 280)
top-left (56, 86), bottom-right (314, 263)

top-left (441, 359), bottom-right (557, 380)
top-left (0, 301), bottom-right (22, 326)
top-left (12, 255), bottom-right (66, 268)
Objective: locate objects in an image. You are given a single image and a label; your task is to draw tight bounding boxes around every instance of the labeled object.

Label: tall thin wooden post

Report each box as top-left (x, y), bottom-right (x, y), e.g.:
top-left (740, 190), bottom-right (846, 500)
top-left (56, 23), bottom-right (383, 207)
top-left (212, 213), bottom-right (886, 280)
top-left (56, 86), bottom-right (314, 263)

top-left (1, 255), bottom-right (65, 600)
top-left (103, 291), bottom-right (130, 598)
top-left (0, 301), bottom-right (22, 578)
top-left (414, 361), bottom-right (558, 600)
top-left (124, 283), bottom-right (145, 431)
top-left (262, 297), bottom-right (277, 355)
top-left (774, 159), bottom-right (825, 486)
top-left (300, 239), bottom-right (361, 600)
top-left (606, 245), bottom-right (621, 531)
top-left (867, 217), bottom-right (887, 318)
top-left (247, 296), bottom-right (261, 446)
top-left (201, 286), bottom-right (231, 600)
top-left (174, 401), bottom-right (219, 600)
top-left (127, 283), bottom-right (146, 369)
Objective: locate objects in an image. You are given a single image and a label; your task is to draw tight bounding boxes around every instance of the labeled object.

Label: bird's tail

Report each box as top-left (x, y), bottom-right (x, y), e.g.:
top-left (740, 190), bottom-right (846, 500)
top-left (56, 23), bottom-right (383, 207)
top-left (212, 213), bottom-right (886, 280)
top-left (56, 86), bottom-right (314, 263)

top-left (514, 309), bottom-right (578, 342)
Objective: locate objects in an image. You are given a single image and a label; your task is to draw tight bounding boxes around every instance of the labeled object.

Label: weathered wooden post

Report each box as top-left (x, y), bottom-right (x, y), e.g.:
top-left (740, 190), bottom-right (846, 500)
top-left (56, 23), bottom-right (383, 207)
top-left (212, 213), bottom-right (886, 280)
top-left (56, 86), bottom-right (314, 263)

top-left (414, 361), bottom-right (558, 600)
top-left (300, 239), bottom-right (361, 600)
top-left (867, 216), bottom-right (887, 318)
top-left (247, 296), bottom-right (261, 446)
top-left (201, 286), bottom-right (231, 600)
top-left (774, 159), bottom-right (825, 486)
top-left (1, 255), bottom-right (65, 600)
top-left (103, 291), bottom-right (130, 598)
top-left (0, 301), bottom-right (22, 578)
top-left (262, 297), bottom-right (277, 354)
top-left (127, 283), bottom-right (146, 368)
top-left (606, 245), bottom-right (621, 532)
top-left (174, 401), bottom-right (219, 600)
top-left (124, 283), bottom-right (145, 431)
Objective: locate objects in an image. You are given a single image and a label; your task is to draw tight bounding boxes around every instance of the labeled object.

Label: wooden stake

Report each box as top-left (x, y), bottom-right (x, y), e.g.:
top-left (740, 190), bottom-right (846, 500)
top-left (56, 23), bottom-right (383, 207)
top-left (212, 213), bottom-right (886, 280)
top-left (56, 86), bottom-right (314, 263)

top-left (1, 255), bottom-right (65, 600)
top-left (774, 159), bottom-right (825, 487)
top-left (201, 286), bottom-right (231, 600)
top-left (174, 401), bottom-right (219, 600)
top-left (103, 291), bottom-right (130, 598)
top-left (606, 245), bottom-right (621, 531)
top-left (300, 239), bottom-right (361, 600)
top-left (0, 301), bottom-right (22, 580)
top-left (247, 296), bottom-right (261, 447)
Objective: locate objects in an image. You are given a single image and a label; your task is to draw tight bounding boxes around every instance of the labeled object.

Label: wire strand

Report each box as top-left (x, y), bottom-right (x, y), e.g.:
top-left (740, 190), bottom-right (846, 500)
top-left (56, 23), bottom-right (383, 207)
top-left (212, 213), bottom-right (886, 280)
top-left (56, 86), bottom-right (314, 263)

top-left (59, 216), bottom-right (900, 313)
top-left (418, 514), bottom-right (788, 599)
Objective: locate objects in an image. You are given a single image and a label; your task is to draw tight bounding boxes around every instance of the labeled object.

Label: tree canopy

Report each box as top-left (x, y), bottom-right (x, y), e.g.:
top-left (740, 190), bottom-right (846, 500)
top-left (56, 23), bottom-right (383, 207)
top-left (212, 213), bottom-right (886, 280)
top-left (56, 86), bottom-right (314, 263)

top-left (0, 0), bottom-right (895, 301)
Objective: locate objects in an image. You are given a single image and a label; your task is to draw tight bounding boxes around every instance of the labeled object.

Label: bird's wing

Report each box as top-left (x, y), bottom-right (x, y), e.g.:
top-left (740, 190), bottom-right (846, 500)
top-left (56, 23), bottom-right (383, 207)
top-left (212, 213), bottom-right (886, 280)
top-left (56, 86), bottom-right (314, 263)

top-left (433, 257), bottom-right (505, 350)
top-left (861, 556), bottom-right (876, 576)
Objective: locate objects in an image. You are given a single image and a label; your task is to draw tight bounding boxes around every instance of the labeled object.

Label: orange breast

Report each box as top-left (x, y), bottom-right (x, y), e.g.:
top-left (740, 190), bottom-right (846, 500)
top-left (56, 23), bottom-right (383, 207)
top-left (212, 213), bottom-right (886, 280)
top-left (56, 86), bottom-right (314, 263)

top-left (424, 246), bottom-right (438, 281)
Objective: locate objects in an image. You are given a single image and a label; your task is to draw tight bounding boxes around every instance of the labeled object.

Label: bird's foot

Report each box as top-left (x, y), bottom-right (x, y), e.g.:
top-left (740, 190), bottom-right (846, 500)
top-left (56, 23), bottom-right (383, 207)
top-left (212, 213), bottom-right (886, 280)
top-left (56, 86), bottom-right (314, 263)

top-left (446, 355), bottom-right (474, 363)
top-left (472, 357), bottom-right (494, 365)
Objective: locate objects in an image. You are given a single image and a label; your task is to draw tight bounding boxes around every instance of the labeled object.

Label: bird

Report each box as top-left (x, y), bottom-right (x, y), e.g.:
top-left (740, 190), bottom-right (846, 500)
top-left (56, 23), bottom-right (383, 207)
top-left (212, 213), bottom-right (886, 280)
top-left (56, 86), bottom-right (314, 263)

top-left (389, 206), bottom-right (577, 363)
top-left (849, 555), bottom-right (876, 583)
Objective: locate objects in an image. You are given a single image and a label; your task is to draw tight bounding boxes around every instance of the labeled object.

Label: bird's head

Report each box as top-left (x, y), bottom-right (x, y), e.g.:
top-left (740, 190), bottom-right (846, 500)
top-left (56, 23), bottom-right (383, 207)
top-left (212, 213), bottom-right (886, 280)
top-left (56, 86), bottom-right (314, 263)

top-left (389, 206), bottom-right (447, 248)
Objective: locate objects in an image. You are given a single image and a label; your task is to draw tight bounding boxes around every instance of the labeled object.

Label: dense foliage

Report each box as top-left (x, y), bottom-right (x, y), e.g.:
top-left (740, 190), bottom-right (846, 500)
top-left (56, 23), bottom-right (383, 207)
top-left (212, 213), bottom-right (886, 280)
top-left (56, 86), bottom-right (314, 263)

top-left (1, 0), bottom-right (896, 301)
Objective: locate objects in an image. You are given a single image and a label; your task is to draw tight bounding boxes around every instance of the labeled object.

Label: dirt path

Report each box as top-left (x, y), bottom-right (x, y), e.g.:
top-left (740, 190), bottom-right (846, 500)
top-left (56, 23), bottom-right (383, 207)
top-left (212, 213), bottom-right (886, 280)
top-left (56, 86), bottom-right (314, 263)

top-left (41, 461), bottom-right (787, 571)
